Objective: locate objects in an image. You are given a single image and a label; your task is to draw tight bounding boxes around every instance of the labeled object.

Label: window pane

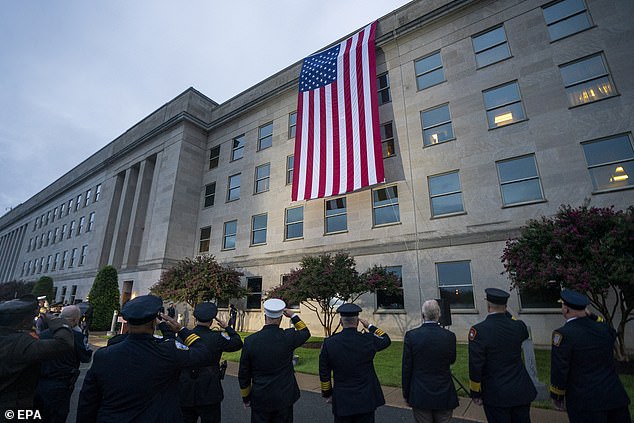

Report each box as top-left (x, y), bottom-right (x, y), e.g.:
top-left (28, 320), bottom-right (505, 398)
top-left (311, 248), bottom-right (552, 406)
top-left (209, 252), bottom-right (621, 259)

top-left (429, 173), bottom-right (460, 196)
top-left (326, 214), bottom-right (347, 233)
top-left (259, 123), bottom-right (273, 137)
top-left (587, 161), bottom-right (634, 191)
top-left (232, 136), bottom-right (244, 160)
top-left (287, 207), bottom-right (303, 223)
top-left (582, 135), bottom-right (634, 166)
top-left (473, 27), bottom-right (506, 53)
top-left (486, 102), bottom-right (526, 128)
top-left (520, 286), bottom-right (560, 308)
top-left (326, 198), bottom-right (346, 215)
top-left (416, 68), bottom-right (444, 90)
top-left (374, 204), bottom-right (400, 225)
top-left (373, 186), bottom-right (398, 207)
top-left (431, 192), bottom-right (464, 215)
top-left (377, 289), bottom-right (404, 309)
top-left (259, 123), bottom-right (273, 150)
top-left (547, 13), bottom-right (591, 40)
top-left (256, 164), bottom-right (270, 179)
top-left (422, 105), bottom-right (451, 128)
top-left (381, 122), bottom-right (393, 140)
top-left (565, 76), bottom-right (614, 106)
top-left (415, 52), bottom-right (442, 75)
top-left (543, 0), bottom-right (586, 24)
top-left (561, 55), bottom-right (606, 86)
top-left (498, 156), bottom-right (538, 182)
top-left (253, 214), bottom-right (267, 230)
top-left (252, 229), bottom-right (267, 245)
top-left (501, 179), bottom-right (543, 205)
top-left (484, 82), bottom-right (521, 109)
top-left (286, 222), bottom-right (303, 239)
top-left (246, 278), bottom-right (262, 309)
top-left (439, 286), bottom-right (474, 309)
top-left (382, 140), bottom-right (395, 157)
top-left (437, 262), bottom-right (472, 286)
top-left (475, 43), bottom-right (511, 68)
top-left (424, 122), bottom-right (454, 146)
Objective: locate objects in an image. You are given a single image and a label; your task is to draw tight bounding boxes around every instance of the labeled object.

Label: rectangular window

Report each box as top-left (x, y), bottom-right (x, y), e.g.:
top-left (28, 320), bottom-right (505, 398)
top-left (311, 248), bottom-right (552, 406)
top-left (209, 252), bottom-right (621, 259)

top-left (199, 226), bottom-right (211, 253)
top-left (61, 224), bottom-right (67, 240)
top-left (258, 122), bottom-right (273, 151)
top-left (67, 199), bottom-right (73, 215)
top-left (254, 163), bottom-right (270, 194)
top-left (227, 173), bottom-right (241, 202)
top-left (415, 51), bottom-right (445, 90)
top-left (543, 0), bottom-right (592, 41)
top-left (209, 145), bottom-right (221, 169)
top-left (94, 184), bottom-right (102, 202)
top-left (376, 266), bottom-right (404, 310)
top-left (582, 133), bottom-right (634, 191)
top-left (60, 202), bottom-right (66, 216)
top-left (68, 221), bottom-right (75, 239)
top-left (325, 197), bottom-right (347, 234)
top-left (35, 258), bottom-right (40, 274)
top-left (78, 216), bottom-right (85, 235)
top-left (46, 231), bottom-right (51, 246)
top-left (21, 262), bottom-right (26, 277)
top-left (46, 211), bottom-right (51, 225)
top-left (61, 251), bottom-right (68, 269)
top-left (27, 238), bottom-right (32, 252)
top-left (75, 194), bottom-right (82, 211)
top-left (286, 155), bottom-right (294, 185)
top-left (377, 72), bottom-right (391, 105)
top-left (60, 286), bottom-right (67, 303)
top-left (45, 255), bottom-right (51, 272)
top-left (372, 186), bottom-right (400, 226)
top-left (421, 104), bottom-right (455, 146)
top-left (429, 171), bottom-right (464, 217)
top-left (53, 227), bottom-right (59, 244)
top-left (39, 234), bottom-right (44, 249)
top-left (437, 261), bottom-right (475, 309)
top-left (80, 245), bottom-right (87, 266)
top-left (246, 277), bottom-right (263, 309)
top-left (223, 220), bottom-right (237, 250)
top-left (204, 182), bottom-right (216, 207)
top-left (52, 207), bottom-right (57, 222)
top-left (85, 189), bottom-right (91, 207)
top-left (69, 248), bottom-right (77, 267)
top-left (34, 217), bottom-right (39, 230)
top-left (520, 286), bottom-right (561, 309)
top-left (560, 53), bottom-right (616, 107)
top-left (380, 122), bottom-right (396, 158)
top-left (231, 135), bottom-right (245, 161)
top-left (69, 285), bottom-right (77, 304)
top-left (472, 25), bottom-right (511, 68)
top-left (285, 206), bottom-right (304, 240)
top-left (27, 261), bottom-right (32, 275)
top-left (289, 112), bottom-right (297, 139)
top-left (497, 155), bottom-right (545, 205)
top-left (53, 253), bottom-right (59, 271)
top-left (40, 215), bottom-right (44, 228)
top-left (88, 212), bottom-right (95, 232)
top-left (251, 213), bottom-right (268, 246)
top-left (483, 81), bottom-right (526, 128)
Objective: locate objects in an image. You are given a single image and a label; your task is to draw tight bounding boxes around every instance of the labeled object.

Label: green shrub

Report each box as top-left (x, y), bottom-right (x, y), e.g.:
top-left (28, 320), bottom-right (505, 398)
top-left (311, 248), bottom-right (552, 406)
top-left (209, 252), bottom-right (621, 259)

top-left (88, 266), bottom-right (120, 330)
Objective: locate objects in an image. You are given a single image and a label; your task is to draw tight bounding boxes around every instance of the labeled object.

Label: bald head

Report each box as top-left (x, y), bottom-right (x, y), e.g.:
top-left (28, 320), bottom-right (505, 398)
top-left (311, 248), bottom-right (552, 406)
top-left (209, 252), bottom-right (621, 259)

top-left (61, 305), bottom-right (81, 327)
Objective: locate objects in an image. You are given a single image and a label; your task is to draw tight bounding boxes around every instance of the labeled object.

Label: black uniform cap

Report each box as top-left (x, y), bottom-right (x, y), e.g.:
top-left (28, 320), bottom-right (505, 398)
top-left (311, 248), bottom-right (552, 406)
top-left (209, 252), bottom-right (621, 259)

top-left (485, 288), bottom-right (510, 305)
top-left (559, 289), bottom-right (589, 310)
top-left (121, 295), bottom-right (163, 325)
top-left (194, 302), bottom-right (218, 322)
top-left (336, 303), bottom-right (362, 317)
top-left (0, 294), bottom-right (39, 326)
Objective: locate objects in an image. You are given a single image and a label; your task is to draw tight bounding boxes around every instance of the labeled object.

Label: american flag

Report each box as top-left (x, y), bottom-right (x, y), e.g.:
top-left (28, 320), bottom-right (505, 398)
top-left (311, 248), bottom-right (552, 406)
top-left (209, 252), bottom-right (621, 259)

top-left (291, 22), bottom-right (384, 202)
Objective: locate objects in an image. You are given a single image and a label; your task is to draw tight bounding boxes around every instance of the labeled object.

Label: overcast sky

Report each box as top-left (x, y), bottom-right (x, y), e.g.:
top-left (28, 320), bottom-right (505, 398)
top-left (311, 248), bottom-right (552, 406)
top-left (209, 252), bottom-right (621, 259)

top-left (0, 1), bottom-right (411, 215)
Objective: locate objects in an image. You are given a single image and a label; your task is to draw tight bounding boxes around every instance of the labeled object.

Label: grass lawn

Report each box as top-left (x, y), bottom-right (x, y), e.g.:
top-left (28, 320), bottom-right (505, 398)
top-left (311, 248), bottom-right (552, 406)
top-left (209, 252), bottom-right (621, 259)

top-left (223, 333), bottom-right (634, 414)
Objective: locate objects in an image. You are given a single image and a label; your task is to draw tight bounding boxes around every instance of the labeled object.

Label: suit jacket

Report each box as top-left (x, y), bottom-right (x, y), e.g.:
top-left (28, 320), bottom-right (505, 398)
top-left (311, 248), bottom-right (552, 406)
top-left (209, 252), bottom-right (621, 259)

top-left (468, 313), bottom-right (537, 407)
top-left (39, 326), bottom-right (93, 381)
top-left (319, 325), bottom-right (391, 417)
top-left (77, 329), bottom-right (211, 423)
top-left (402, 322), bottom-right (458, 410)
top-left (238, 315), bottom-right (310, 411)
top-left (179, 325), bottom-right (243, 406)
top-left (550, 316), bottom-right (629, 412)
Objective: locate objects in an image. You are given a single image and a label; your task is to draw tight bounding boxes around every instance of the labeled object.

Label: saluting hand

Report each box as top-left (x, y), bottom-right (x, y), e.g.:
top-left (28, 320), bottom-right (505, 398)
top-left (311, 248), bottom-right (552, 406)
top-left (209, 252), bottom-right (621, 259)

top-left (358, 318), bottom-right (369, 329)
top-left (215, 317), bottom-right (228, 329)
top-left (283, 308), bottom-right (294, 318)
top-left (160, 313), bottom-right (183, 333)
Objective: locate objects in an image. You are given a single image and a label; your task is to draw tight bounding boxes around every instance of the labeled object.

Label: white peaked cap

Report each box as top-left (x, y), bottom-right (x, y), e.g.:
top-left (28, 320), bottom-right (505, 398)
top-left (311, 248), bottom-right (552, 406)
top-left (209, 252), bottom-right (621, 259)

top-left (263, 298), bottom-right (286, 318)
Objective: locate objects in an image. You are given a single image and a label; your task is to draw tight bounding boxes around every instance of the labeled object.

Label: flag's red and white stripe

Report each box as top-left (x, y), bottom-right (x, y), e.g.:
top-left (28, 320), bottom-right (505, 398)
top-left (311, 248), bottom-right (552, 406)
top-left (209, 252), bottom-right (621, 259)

top-left (292, 22), bottom-right (384, 202)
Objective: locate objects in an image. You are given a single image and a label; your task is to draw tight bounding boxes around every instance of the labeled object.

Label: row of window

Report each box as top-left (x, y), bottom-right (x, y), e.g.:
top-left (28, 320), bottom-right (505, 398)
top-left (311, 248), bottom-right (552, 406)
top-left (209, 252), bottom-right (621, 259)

top-left (199, 132), bottom-right (633, 252)
top-left (26, 212), bottom-right (95, 252)
top-left (20, 245), bottom-right (88, 277)
top-left (33, 184), bottom-right (101, 232)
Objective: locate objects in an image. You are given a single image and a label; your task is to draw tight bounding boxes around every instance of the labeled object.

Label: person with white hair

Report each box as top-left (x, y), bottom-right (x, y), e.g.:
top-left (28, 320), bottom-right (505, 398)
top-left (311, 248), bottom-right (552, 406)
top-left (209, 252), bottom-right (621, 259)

top-left (402, 299), bottom-right (458, 423)
top-left (34, 304), bottom-right (92, 423)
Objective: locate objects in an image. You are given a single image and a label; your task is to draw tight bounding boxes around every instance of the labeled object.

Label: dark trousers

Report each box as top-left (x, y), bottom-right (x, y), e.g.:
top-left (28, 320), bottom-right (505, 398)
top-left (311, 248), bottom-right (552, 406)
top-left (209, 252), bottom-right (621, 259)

top-left (334, 411), bottom-right (375, 423)
top-left (34, 378), bottom-right (75, 423)
top-left (567, 405), bottom-right (631, 423)
top-left (182, 403), bottom-right (221, 423)
top-left (251, 405), bottom-right (293, 423)
top-left (483, 403), bottom-right (531, 423)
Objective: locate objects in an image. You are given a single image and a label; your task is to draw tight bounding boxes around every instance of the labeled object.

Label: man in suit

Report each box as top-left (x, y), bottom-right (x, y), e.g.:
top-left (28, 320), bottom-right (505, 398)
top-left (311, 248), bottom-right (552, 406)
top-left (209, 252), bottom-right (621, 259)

top-left (550, 289), bottom-right (630, 423)
top-left (402, 299), bottom-right (458, 423)
top-left (319, 303), bottom-right (391, 423)
top-left (77, 295), bottom-right (212, 422)
top-left (468, 288), bottom-right (536, 423)
top-left (238, 298), bottom-right (310, 423)
top-left (180, 302), bottom-right (243, 423)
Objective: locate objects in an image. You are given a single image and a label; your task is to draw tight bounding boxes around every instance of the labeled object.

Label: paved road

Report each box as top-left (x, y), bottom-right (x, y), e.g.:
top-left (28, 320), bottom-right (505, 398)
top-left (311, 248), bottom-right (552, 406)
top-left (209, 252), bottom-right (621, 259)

top-left (67, 361), bottom-right (474, 423)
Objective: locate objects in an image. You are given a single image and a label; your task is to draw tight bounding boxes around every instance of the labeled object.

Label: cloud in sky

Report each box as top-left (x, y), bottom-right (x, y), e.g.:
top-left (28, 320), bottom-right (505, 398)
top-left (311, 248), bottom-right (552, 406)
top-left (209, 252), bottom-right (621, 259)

top-left (0, 0), bottom-right (411, 214)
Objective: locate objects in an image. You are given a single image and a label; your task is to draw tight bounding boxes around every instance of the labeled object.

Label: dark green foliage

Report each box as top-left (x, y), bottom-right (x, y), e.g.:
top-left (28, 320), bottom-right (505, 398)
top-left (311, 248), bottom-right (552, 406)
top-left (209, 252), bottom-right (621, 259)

top-left (88, 266), bottom-right (121, 330)
top-left (32, 276), bottom-right (55, 303)
top-left (0, 280), bottom-right (35, 301)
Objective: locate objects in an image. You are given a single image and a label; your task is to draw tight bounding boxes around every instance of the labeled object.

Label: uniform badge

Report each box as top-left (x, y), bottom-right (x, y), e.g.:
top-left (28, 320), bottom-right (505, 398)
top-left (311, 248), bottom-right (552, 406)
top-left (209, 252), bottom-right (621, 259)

top-left (552, 331), bottom-right (563, 347)
top-left (468, 327), bottom-right (477, 341)
top-left (221, 332), bottom-right (231, 340)
top-left (174, 340), bottom-right (190, 350)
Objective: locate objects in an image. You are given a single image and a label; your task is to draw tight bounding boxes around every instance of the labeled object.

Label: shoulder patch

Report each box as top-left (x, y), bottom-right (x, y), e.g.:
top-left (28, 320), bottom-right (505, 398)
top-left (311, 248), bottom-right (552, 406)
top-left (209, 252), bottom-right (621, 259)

top-left (469, 327), bottom-right (477, 341)
top-left (221, 332), bottom-right (231, 340)
top-left (174, 340), bottom-right (190, 350)
top-left (552, 331), bottom-right (563, 347)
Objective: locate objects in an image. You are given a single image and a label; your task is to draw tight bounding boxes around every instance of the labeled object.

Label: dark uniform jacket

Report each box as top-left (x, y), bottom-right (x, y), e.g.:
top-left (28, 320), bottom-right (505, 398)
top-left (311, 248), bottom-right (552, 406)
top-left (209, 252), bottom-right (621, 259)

top-left (319, 325), bottom-right (391, 417)
top-left (0, 319), bottom-right (73, 411)
top-left (39, 326), bottom-right (93, 382)
top-left (402, 322), bottom-right (458, 411)
top-left (179, 325), bottom-right (243, 406)
top-left (550, 316), bottom-right (629, 412)
top-left (238, 315), bottom-right (310, 412)
top-left (468, 313), bottom-right (536, 407)
top-left (77, 328), bottom-right (211, 423)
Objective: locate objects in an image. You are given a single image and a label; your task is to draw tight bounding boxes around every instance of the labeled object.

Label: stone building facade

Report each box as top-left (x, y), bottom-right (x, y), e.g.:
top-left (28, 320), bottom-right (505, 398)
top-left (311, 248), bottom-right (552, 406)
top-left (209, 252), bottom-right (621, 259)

top-left (1, 0), bottom-right (633, 345)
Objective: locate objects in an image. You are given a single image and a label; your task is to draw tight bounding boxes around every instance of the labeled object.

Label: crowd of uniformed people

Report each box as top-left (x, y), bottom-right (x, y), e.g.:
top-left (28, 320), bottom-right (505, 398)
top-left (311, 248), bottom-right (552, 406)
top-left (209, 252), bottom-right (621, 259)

top-left (0, 285), bottom-right (631, 423)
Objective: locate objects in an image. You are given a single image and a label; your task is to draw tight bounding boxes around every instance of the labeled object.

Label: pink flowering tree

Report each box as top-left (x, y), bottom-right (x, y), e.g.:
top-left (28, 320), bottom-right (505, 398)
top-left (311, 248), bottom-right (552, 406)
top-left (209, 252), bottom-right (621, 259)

top-left (267, 252), bottom-right (400, 336)
top-left (151, 255), bottom-right (246, 307)
top-left (502, 204), bottom-right (634, 360)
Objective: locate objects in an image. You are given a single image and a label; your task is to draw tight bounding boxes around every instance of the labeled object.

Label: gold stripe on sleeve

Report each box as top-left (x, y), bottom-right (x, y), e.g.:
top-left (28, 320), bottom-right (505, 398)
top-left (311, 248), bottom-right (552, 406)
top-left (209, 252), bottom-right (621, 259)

top-left (469, 380), bottom-right (481, 392)
top-left (184, 333), bottom-right (200, 346)
top-left (294, 320), bottom-right (307, 330)
top-left (240, 384), bottom-right (252, 397)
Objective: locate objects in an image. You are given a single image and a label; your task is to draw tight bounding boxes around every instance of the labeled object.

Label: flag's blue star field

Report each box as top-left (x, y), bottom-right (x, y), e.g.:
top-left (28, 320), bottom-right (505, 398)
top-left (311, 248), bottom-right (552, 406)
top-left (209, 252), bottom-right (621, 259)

top-left (299, 44), bottom-right (340, 92)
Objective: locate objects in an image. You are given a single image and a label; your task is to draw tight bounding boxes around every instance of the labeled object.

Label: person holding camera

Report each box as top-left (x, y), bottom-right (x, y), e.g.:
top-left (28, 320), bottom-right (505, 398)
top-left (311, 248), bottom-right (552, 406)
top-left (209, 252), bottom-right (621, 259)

top-left (179, 302), bottom-right (243, 423)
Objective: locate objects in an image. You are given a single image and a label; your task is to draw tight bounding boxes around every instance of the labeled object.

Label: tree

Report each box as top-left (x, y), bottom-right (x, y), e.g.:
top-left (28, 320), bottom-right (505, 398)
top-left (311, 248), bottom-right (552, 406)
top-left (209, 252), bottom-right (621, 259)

top-left (88, 266), bottom-right (121, 331)
top-left (32, 276), bottom-right (55, 303)
top-left (0, 280), bottom-right (35, 301)
top-left (150, 255), bottom-right (246, 307)
top-left (502, 204), bottom-right (634, 361)
top-left (267, 252), bottom-right (401, 336)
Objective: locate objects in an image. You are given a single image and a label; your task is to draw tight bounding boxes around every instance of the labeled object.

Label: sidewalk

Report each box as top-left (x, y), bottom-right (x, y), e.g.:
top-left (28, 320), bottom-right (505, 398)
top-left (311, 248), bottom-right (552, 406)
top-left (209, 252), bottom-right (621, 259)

top-left (88, 333), bottom-right (568, 423)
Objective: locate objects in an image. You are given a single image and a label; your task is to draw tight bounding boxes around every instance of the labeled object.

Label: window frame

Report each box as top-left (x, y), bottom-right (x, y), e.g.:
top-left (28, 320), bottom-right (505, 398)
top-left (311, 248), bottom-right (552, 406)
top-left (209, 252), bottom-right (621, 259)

top-left (496, 154), bottom-right (545, 206)
top-left (483, 80), bottom-right (527, 129)
top-left (380, 122), bottom-right (396, 158)
top-left (251, 213), bottom-right (268, 246)
top-left (581, 133), bottom-right (634, 193)
top-left (226, 173), bottom-right (241, 202)
top-left (472, 25), bottom-right (512, 68)
top-left (79, 245), bottom-right (88, 266)
top-left (204, 182), bottom-right (216, 208)
top-left (246, 277), bottom-right (263, 310)
top-left (254, 163), bottom-right (271, 194)
top-left (286, 155), bottom-right (294, 185)
top-left (377, 72), bottom-right (391, 105)
top-left (199, 226), bottom-right (211, 253)
top-left (222, 220), bottom-right (238, 251)
top-left (543, 0), bottom-right (593, 42)
top-left (231, 135), bottom-right (245, 161)
top-left (376, 266), bottom-right (405, 311)
top-left (209, 145), bottom-right (221, 169)
top-left (285, 206), bottom-right (304, 240)
top-left (414, 50), bottom-right (445, 91)
top-left (325, 196), bottom-right (348, 234)
top-left (372, 185), bottom-right (400, 227)
top-left (421, 103), bottom-right (455, 147)
top-left (88, 212), bottom-right (95, 232)
top-left (428, 170), bottom-right (465, 218)
top-left (258, 122), bottom-right (273, 151)
top-left (94, 184), bottom-right (102, 202)
top-left (288, 112), bottom-right (297, 140)
top-left (436, 260), bottom-right (476, 310)
top-left (559, 52), bottom-right (617, 107)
